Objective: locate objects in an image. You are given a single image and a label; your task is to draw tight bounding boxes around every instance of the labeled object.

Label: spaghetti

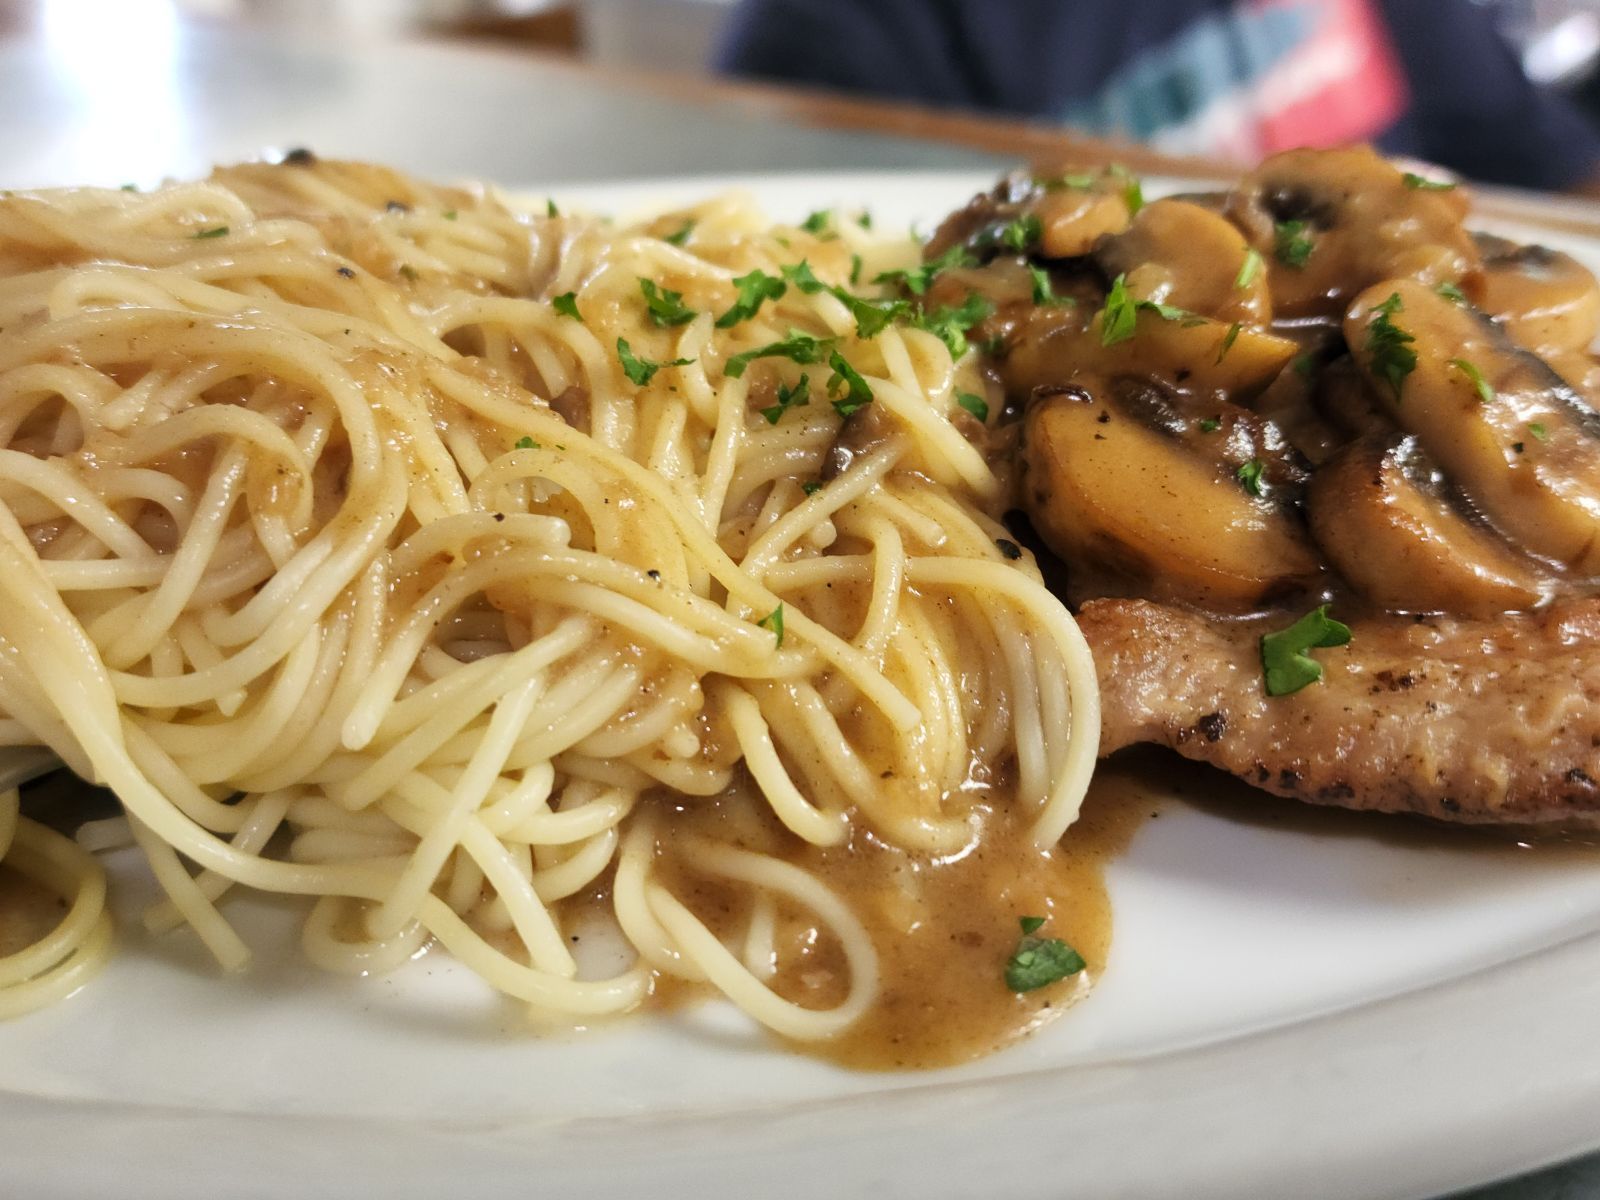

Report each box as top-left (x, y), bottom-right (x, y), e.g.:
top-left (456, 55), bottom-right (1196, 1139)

top-left (0, 157), bottom-right (1098, 1049)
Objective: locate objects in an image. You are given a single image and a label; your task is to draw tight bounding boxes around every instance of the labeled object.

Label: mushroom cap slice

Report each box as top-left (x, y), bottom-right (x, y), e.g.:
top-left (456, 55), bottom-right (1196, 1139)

top-left (1308, 434), bottom-right (1549, 617)
top-left (1474, 232), bottom-right (1600, 358)
top-left (1021, 382), bottom-right (1323, 611)
top-left (1003, 303), bottom-right (1297, 405)
top-left (1226, 146), bottom-right (1480, 319)
top-left (1345, 279), bottom-right (1600, 575)
top-left (1096, 198), bottom-right (1271, 325)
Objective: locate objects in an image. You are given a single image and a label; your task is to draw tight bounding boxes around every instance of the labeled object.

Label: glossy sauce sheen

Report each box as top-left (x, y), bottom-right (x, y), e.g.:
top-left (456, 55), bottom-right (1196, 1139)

top-left (649, 776), bottom-right (1148, 1070)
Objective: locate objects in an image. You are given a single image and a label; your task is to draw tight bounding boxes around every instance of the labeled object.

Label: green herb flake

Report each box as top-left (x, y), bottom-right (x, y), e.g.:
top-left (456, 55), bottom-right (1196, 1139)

top-left (724, 331), bottom-right (836, 379)
top-left (760, 373), bottom-right (810, 425)
top-left (874, 243), bottom-right (977, 296)
top-left (193, 226), bottom-right (229, 240)
top-left (1236, 458), bottom-right (1265, 497)
top-left (800, 210), bottom-right (833, 236)
top-left (912, 292), bottom-right (993, 359)
top-left (617, 338), bottom-right (692, 387)
top-left (849, 253), bottom-right (863, 286)
top-left (398, 264), bottom-right (419, 281)
top-left (827, 351), bottom-right (873, 417)
top-left (1529, 421), bottom-right (1550, 442)
top-left (955, 391), bottom-right (990, 422)
top-left (997, 213), bottom-right (1043, 252)
top-left (717, 269), bottom-right (789, 328)
top-left (639, 278), bottom-right (698, 327)
top-left (547, 199), bottom-right (559, 217)
top-left (119, 183), bottom-right (138, 192)
top-left (443, 209), bottom-right (458, 221)
top-left (1216, 321), bottom-right (1243, 363)
top-left (801, 480), bottom-right (823, 496)
top-left (552, 292), bottom-right (582, 321)
top-left (1449, 358), bottom-right (1496, 404)
top-left (1199, 417), bottom-right (1222, 433)
top-left (1274, 220), bottom-right (1314, 269)
top-left (758, 603), bottom-right (785, 648)
top-left (857, 211), bottom-right (873, 230)
top-left (778, 260), bottom-right (826, 295)
top-left (1004, 918), bottom-right (1087, 993)
top-left (1235, 248), bottom-right (1263, 290)
top-left (1037, 170), bottom-right (1099, 191)
top-left (1367, 292), bottom-right (1417, 400)
top-left (1403, 172), bottom-right (1457, 191)
top-left (514, 436), bottom-right (539, 450)
top-left (1114, 165), bottom-right (1145, 215)
top-left (836, 290), bottom-right (910, 339)
top-left (1260, 604), bottom-right (1352, 697)
top-left (1098, 274), bottom-right (1140, 346)
top-left (1028, 262), bottom-right (1071, 306)
top-left (663, 220), bottom-right (695, 247)
top-left (1435, 281), bottom-right (1468, 305)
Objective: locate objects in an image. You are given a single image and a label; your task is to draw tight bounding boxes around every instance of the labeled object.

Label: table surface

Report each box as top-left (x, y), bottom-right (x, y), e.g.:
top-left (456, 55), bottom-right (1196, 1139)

top-left (0, 19), bottom-right (1594, 1200)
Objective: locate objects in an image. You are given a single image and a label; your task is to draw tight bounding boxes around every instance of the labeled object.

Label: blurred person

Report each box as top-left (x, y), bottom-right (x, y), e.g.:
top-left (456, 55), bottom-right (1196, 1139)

top-left (716, 0), bottom-right (1600, 192)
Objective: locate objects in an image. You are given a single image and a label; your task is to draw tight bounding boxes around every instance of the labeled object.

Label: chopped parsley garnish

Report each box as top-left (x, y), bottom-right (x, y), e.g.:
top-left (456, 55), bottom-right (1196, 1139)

top-left (836, 291), bottom-right (910, 339)
top-left (1004, 916), bottom-right (1086, 993)
top-left (1038, 170), bottom-right (1100, 191)
top-left (1217, 321), bottom-right (1242, 363)
top-left (120, 183), bottom-right (138, 192)
top-left (193, 225), bottom-right (229, 239)
top-left (1113, 165), bottom-right (1145, 215)
top-left (800, 209), bottom-right (832, 236)
top-left (1235, 248), bottom-right (1263, 289)
top-left (955, 391), bottom-right (990, 422)
top-left (758, 603), bottom-right (785, 648)
top-left (639, 278), bottom-right (698, 327)
top-left (547, 199), bottom-right (559, 217)
top-left (1028, 262), bottom-right (1072, 306)
top-left (801, 480), bottom-right (823, 496)
top-left (1529, 421), bottom-right (1550, 442)
top-left (1097, 274), bottom-right (1200, 347)
top-left (849, 253), bottom-right (863, 286)
top-left (1366, 291), bottom-right (1417, 400)
top-left (760, 373), bottom-right (810, 425)
top-left (996, 213), bottom-right (1043, 252)
top-left (443, 209), bottom-right (457, 221)
top-left (514, 436), bottom-right (539, 450)
top-left (716, 269), bottom-right (788, 328)
top-left (724, 331), bottom-right (835, 378)
top-left (1198, 416), bottom-right (1222, 433)
top-left (781, 260), bottom-right (827, 294)
top-left (1260, 605), bottom-right (1352, 697)
top-left (552, 292), bottom-right (582, 321)
top-left (1236, 458), bottom-right (1265, 496)
top-left (663, 220), bottom-right (695, 247)
top-left (857, 211), bottom-right (873, 230)
top-left (1435, 281), bottom-right (1468, 305)
top-left (874, 243), bottom-right (976, 296)
top-left (1449, 357), bottom-right (1495, 404)
top-left (617, 338), bottom-right (692, 387)
top-left (827, 351), bottom-right (873, 416)
top-left (398, 264), bottom-right (419, 281)
top-left (1274, 220), bottom-right (1314, 268)
top-left (912, 292), bottom-right (993, 358)
top-left (1403, 172), bottom-right (1457, 191)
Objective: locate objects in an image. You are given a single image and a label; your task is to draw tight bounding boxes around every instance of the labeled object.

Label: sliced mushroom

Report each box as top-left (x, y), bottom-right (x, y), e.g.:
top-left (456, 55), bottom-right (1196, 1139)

top-left (924, 169), bottom-right (1133, 264)
top-left (1474, 232), bottom-right (1600, 358)
top-left (1096, 198), bottom-right (1271, 325)
top-left (1225, 146), bottom-right (1480, 319)
top-left (1345, 279), bottom-right (1600, 574)
top-left (1003, 302), bottom-right (1297, 405)
top-left (1021, 378), bottom-right (1322, 611)
top-left (1308, 434), bottom-right (1549, 616)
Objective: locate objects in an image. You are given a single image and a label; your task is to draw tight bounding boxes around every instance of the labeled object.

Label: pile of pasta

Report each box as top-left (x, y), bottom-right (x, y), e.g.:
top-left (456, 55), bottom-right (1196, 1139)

top-left (0, 157), bottom-right (1096, 1036)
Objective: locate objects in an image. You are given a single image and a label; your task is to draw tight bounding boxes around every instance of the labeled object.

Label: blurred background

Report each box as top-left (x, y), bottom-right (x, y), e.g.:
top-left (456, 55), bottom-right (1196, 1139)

top-left (5, 0), bottom-right (1600, 192)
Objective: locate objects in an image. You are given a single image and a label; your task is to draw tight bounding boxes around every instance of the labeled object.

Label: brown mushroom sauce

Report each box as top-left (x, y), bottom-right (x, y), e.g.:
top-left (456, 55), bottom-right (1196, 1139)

top-left (910, 146), bottom-right (1600, 624)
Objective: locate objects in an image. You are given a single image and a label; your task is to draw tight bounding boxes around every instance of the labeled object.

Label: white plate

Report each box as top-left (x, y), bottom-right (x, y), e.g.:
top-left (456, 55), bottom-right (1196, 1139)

top-left (5, 171), bottom-right (1600, 1200)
